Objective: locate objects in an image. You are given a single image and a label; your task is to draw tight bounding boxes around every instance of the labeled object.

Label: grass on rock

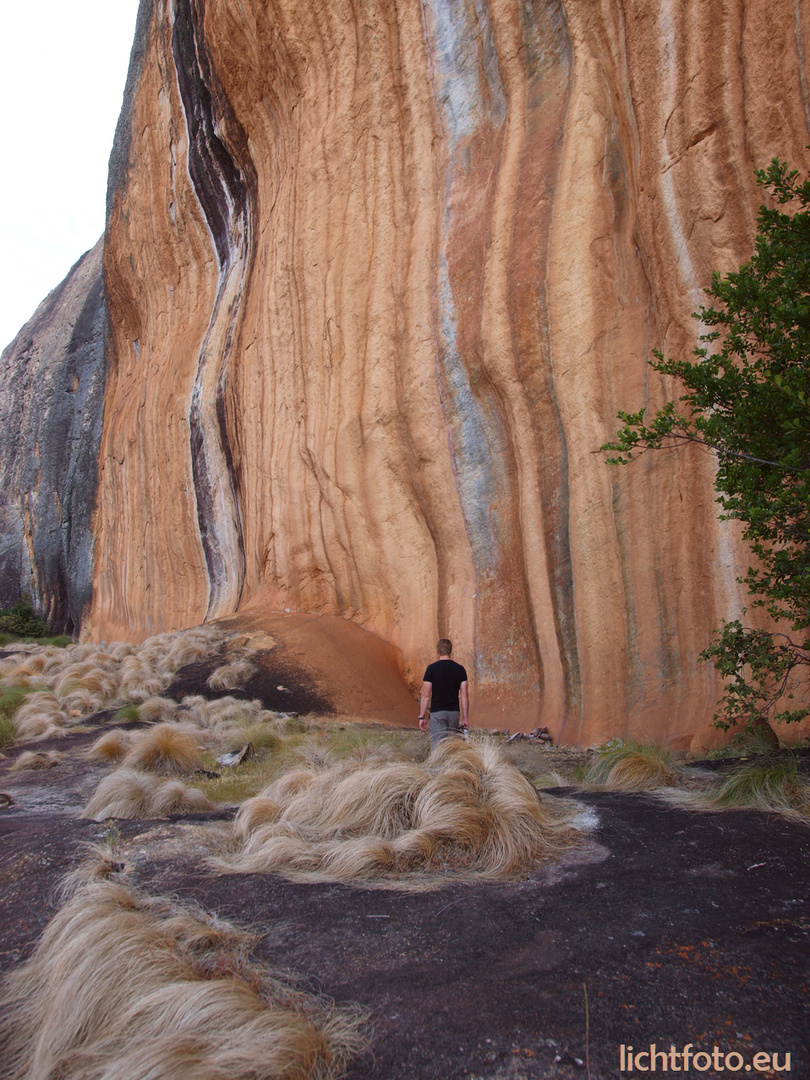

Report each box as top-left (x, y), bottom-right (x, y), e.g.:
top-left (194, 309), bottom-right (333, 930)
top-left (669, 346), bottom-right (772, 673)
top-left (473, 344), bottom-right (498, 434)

top-left (661, 755), bottom-right (810, 821)
top-left (578, 739), bottom-right (689, 791)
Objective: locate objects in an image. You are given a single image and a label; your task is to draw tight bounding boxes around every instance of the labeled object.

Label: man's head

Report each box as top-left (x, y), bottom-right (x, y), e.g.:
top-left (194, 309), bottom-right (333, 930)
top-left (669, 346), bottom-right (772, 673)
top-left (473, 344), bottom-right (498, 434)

top-left (436, 638), bottom-right (453, 657)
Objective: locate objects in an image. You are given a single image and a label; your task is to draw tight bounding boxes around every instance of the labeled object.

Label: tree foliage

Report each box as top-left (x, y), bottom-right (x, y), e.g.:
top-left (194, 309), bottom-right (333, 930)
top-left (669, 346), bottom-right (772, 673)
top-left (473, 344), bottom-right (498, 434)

top-left (604, 160), bottom-right (810, 732)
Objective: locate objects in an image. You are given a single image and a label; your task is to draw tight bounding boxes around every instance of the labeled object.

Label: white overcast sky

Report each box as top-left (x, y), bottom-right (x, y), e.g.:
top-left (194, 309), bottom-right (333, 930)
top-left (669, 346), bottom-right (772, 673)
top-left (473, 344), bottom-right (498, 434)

top-left (0, 1), bottom-right (142, 352)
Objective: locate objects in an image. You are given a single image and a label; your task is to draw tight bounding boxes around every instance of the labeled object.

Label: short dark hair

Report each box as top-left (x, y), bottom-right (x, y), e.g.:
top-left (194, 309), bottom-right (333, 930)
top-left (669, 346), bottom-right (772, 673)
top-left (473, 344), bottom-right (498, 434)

top-left (436, 638), bottom-right (452, 656)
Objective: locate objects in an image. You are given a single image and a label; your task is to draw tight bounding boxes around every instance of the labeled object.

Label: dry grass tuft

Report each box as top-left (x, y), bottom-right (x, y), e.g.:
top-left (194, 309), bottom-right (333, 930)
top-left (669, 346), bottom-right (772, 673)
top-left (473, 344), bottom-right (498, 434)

top-left (88, 729), bottom-right (133, 763)
top-left (56, 841), bottom-right (130, 897)
top-left (217, 738), bottom-right (579, 888)
top-left (126, 675), bottom-right (173, 703)
top-left (207, 658), bottom-right (259, 690)
top-left (580, 740), bottom-right (687, 791)
top-left (0, 626), bottom-right (226, 739)
top-left (59, 684), bottom-right (107, 716)
top-left (234, 796), bottom-right (283, 839)
top-left (233, 720), bottom-right (282, 753)
top-left (82, 768), bottom-right (216, 820)
top-left (137, 695), bottom-right (179, 723)
top-left (122, 723), bottom-right (204, 775)
top-left (12, 692), bottom-right (67, 741)
top-left (184, 695), bottom-right (271, 729)
top-left (0, 868), bottom-right (367, 1080)
top-left (6, 653), bottom-right (50, 676)
top-left (10, 750), bottom-right (62, 772)
top-left (293, 734), bottom-right (340, 770)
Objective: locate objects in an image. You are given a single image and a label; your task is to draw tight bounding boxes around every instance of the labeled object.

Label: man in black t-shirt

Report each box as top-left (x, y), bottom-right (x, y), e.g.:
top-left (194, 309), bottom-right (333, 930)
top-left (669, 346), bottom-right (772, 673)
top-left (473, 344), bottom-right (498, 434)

top-left (418, 638), bottom-right (469, 750)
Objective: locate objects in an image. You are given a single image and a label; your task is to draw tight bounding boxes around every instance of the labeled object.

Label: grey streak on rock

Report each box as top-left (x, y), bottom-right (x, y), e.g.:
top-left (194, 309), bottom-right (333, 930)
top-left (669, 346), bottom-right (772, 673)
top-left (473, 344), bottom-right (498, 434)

top-left (0, 239), bottom-right (107, 633)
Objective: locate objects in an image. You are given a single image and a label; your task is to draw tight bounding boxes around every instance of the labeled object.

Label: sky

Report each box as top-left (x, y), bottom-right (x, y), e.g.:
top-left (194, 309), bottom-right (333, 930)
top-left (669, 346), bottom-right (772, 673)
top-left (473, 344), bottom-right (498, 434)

top-left (0, 1), bottom-right (142, 352)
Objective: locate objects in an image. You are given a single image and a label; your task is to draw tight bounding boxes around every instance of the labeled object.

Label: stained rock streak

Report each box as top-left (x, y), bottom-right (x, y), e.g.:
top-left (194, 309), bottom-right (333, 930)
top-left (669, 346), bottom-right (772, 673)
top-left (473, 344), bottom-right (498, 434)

top-left (171, 0), bottom-right (255, 620)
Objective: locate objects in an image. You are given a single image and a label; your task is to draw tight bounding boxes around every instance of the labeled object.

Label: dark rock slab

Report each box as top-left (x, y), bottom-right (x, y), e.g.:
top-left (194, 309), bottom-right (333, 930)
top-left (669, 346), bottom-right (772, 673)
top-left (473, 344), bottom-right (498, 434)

top-left (0, 239), bottom-right (107, 633)
top-left (1, 750), bottom-right (808, 1080)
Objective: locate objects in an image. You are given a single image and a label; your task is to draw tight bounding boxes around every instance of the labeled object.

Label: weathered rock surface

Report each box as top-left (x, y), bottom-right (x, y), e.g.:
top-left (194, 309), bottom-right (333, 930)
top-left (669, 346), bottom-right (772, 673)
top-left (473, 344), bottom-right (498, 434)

top-left (0, 239), bottom-right (106, 633)
top-left (4, 0), bottom-right (810, 741)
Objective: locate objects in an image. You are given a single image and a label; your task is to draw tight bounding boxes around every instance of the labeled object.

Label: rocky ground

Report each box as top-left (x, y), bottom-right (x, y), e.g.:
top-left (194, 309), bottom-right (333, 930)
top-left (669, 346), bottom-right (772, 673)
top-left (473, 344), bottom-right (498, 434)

top-left (0, 655), bottom-right (808, 1079)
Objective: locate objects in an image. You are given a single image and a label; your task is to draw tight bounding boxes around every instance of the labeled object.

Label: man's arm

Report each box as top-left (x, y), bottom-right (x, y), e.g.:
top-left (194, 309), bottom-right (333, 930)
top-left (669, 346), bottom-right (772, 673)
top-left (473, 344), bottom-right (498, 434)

top-left (460, 680), bottom-right (469, 729)
top-left (419, 682), bottom-right (432, 732)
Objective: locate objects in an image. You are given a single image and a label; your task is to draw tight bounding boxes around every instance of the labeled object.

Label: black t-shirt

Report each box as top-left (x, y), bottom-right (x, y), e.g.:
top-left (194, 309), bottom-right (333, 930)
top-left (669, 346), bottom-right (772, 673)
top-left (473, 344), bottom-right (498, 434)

top-left (423, 659), bottom-right (468, 712)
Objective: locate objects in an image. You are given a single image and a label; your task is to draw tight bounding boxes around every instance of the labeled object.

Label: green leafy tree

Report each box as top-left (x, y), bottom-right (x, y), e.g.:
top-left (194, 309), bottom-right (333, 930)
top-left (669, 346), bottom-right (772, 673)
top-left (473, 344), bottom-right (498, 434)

top-left (604, 160), bottom-right (810, 739)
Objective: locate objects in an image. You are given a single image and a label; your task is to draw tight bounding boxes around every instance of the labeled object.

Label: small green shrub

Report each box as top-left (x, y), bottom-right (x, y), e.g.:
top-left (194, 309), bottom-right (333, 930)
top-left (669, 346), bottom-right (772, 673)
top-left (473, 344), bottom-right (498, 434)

top-left (0, 686), bottom-right (35, 747)
top-left (0, 714), bottom-right (16, 748)
top-left (41, 635), bottom-right (74, 648)
top-left (0, 632), bottom-right (73, 648)
top-left (112, 704), bottom-right (142, 724)
top-left (0, 686), bottom-right (34, 716)
top-left (0, 601), bottom-right (46, 638)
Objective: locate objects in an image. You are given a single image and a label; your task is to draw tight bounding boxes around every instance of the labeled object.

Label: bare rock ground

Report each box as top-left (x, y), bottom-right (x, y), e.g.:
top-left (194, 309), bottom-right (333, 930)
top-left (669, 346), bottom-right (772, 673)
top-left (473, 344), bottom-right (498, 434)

top-left (1, 756), bottom-right (807, 1078)
top-left (0, 648), bottom-right (807, 1079)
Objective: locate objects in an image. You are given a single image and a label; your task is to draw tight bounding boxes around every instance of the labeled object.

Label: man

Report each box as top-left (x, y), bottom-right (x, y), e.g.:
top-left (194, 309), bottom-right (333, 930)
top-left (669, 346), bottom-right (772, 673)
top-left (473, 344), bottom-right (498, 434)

top-left (418, 638), bottom-right (469, 749)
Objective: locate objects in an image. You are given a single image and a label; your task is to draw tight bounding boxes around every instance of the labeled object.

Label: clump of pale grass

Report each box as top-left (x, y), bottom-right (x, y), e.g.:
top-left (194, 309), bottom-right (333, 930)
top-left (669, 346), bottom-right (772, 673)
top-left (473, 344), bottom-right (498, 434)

top-left (125, 675), bottom-right (173, 703)
top-left (53, 664), bottom-right (120, 710)
top-left (0, 626), bottom-right (239, 744)
top-left (218, 738), bottom-right (580, 887)
top-left (12, 692), bottom-right (67, 741)
top-left (82, 768), bottom-right (216, 820)
top-left (56, 841), bottom-right (129, 897)
top-left (4, 651), bottom-right (52, 676)
top-left (72, 669), bottom-right (119, 699)
top-left (59, 685), bottom-right (107, 716)
top-left (121, 724), bottom-right (204, 775)
top-left (178, 697), bottom-right (282, 753)
top-left (222, 719), bottom-right (282, 755)
top-left (234, 797), bottom-right (283, 838)
top-left (88, 729), bottom-right (133, 763)
top-left (10, 750), bottom-right (62, 772)
top-left (659, 756), bottom-right (810, 821)
top-left (293, 734), bottom-right (340, 769)
top-left (580, 740), bottom-right (687, 791)
top-left (106, 641), bottom-right (137, 661)
top-left (191, 696), bottom-right (270, 727)
top-left (137, 695), bottom-right (179, 723)
top-left (0, 868), bottom-right (367, 1080)
top-left (207, 658), bottom-right (258, 690)
top-left (141, 625), bottom-right (225, 677)
top-left (181, 694), bottom-right (207, 710)
top-left (0, 673), bottom-right (47, 692)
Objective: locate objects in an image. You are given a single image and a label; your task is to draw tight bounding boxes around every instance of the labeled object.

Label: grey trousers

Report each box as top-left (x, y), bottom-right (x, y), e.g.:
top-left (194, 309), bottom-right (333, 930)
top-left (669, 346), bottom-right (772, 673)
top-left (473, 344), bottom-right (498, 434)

top-left (429, 710), bottom-right (462, 750)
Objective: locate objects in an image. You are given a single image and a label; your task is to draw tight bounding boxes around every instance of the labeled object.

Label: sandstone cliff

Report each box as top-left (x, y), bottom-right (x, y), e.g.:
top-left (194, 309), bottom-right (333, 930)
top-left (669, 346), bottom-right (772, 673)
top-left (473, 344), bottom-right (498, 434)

top-left (3, 0), bottom-right (809, 741)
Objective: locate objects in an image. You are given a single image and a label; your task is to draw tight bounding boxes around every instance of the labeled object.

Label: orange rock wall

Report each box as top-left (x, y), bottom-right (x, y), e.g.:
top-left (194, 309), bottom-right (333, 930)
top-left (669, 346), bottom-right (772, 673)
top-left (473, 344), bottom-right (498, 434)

top-left (92, 0), bottom-right (810, 741)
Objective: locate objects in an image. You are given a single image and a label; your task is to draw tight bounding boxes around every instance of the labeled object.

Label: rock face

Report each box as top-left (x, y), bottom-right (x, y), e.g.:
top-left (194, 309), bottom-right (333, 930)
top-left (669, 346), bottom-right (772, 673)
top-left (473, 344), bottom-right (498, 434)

top-left (4, 0), bottom-right (810, 740)
top-left (0, 240), bottom-right (106, 633)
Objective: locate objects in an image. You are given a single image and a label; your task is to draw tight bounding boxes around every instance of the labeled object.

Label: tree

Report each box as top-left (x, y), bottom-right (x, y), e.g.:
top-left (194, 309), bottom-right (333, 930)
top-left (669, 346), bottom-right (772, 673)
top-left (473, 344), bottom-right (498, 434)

top-left (604, 160), bottom-right (810, 739)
